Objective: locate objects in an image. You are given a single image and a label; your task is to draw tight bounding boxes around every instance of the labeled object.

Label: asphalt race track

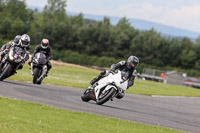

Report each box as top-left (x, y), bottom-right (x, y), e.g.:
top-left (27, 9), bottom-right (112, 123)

top-left (0, 80), bottom-right (200, 133)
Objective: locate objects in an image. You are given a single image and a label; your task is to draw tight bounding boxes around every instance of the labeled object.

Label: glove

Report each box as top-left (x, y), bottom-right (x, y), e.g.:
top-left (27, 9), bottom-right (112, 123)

top-left (4, 49), bottom-right (9, 53)
top-left (21, 58), bottom-right (25, 64)
top-left (47, 58), bottom-right (51, 62)
top-left (109, 69), bottom-right (114, 73)
top-left (2, 49), bottom-right (9, 54)
top-left (109, 69), bottom-right (116, 74)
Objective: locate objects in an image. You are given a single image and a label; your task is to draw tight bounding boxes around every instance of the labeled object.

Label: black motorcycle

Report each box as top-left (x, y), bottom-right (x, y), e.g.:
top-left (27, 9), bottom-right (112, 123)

top-left (0, 46), bottom-right (26, 81)
top-left (30, 52), bottom-right (47, 84)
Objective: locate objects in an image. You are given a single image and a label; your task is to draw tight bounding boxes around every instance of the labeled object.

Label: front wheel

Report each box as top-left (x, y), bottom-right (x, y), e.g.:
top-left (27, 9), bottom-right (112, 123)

top-left (81, 88), bottom-right (93, 102)
top-left (96, 87), bottom-right (116, 105)
top-left (33, 67), bottom-right (41, 84)
top-left (0, 63), bottom-right (12, 81)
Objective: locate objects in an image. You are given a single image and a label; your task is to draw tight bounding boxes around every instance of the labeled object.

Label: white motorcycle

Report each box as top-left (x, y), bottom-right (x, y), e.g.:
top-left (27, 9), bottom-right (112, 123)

top-left (81, 70), bottom-right (128, 105)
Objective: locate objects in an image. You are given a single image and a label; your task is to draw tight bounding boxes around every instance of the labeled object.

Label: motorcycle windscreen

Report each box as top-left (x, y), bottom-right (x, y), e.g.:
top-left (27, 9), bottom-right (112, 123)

top-left (119, 71), bottom-right (129, 90)
top-left (35, 53), bottom-right (47, 65)
top-left (14, 47), bottom-right (23, 55)
top-left (109, 71), bottom-right (128, 90)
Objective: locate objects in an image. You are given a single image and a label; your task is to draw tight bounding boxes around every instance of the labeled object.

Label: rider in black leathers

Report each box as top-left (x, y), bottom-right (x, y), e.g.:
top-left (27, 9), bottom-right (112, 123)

top-left (30, 39), bottom-right (52, 76)
top-left (15, 34), bottom-right (30, 69)
top-left (90, 56), bottom-right (139, 98)
top-left (0, 34), bottom-right (30, 71)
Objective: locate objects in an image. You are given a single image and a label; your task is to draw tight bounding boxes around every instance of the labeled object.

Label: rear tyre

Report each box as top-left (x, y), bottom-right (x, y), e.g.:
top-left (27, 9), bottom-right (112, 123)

top-left (81, 88), bottom-right (92, 102)
top-left (96, 87), bottom-right (116, 105)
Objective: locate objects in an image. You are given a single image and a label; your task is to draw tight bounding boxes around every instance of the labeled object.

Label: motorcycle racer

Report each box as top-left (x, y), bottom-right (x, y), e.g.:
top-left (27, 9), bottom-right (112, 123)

top-left (30, 39), bottom-right (52, 76)
top-left (0, 34), bottom-right (30, 77)
top-left (90, 55), bottom-right (139, 98)
top-left (14, 34), bottom-right (30, 70)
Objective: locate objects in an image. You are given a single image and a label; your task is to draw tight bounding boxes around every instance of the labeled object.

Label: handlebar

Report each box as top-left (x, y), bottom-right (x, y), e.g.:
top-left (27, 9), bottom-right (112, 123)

top-left (109, 69), bottom-right (118, 74)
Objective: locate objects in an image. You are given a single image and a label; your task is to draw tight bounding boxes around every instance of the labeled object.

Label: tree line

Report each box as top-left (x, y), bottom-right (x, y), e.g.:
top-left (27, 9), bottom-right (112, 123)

top-left (0, 0), bottom-right (200, 76)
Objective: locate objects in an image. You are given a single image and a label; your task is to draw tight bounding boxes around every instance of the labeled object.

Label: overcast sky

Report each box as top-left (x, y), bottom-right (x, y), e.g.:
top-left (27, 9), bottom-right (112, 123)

top-left (26, 0), bottom-right (200, 33)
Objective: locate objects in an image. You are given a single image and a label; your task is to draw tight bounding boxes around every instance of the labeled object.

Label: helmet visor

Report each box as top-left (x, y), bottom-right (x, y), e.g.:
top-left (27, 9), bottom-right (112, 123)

top-left (42, 42), bottom-right (48, 46)
top-left (131, 62), bottom-right (138, 68)
top-left (22, 41), bottom-right (29, 45)
top-left (131, 62), bottom-right (135, 68)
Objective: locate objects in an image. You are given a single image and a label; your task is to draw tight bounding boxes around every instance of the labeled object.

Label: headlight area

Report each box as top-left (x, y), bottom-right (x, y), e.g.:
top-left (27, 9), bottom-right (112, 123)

top-left (15, 58), bottom-right (22, 63)
top-left (9, 51), bottom-right (14, 60)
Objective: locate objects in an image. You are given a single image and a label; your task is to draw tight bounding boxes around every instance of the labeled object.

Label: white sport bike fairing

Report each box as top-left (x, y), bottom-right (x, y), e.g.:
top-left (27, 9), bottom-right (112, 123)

top-left (81, 70), bottom-right (128, 105)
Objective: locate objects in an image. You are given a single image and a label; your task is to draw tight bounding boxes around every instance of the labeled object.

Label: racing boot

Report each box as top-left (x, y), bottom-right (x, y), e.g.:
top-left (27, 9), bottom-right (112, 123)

top-left (45, 69), bottom-right (50, 77)
top-left (90, 77), bottom-right (99, 85)
top-left (116, 90), bottom-right (125, 99)
top-left (90, 70), bottom-right (106, 85)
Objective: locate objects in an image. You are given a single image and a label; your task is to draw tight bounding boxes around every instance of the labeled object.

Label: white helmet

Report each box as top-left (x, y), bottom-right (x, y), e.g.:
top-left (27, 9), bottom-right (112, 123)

top-left (19, 34), bottom-right (30, 48)
top-left (13, 35), bottom-right (21, 44)
top-left (41, 38), bottom-right (49, 49)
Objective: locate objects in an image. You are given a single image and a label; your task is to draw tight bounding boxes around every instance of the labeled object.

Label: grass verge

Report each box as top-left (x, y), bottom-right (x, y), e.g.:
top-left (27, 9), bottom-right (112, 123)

top-left (8, 63), bottom-right (200, 97)
top-left (0, 97), bottom-right (185, 133)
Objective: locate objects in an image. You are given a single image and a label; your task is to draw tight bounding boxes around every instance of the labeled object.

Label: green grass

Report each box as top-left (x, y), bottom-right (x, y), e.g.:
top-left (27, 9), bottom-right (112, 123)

top-left (9, 64), bottom-right (99, 88)
top-left (0, 97), bottom-right (185, 133)
top-left (129, 79), bottom-right (200, 97)
top-left (8, 63), bottom-right (200, 97)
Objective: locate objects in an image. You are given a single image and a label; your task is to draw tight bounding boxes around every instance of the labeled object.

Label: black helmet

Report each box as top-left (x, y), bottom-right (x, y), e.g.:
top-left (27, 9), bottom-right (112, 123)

top-left (13, 35), bottom-right (21, 44)
top-left (127, 56), bottom-right (139, 69)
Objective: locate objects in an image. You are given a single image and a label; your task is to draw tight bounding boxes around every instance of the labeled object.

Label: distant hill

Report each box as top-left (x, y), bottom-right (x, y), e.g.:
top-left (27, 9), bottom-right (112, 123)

top-left (71, 12), bottom-right (199, 40)
top-left (27, 5), bottom-right (200, 40)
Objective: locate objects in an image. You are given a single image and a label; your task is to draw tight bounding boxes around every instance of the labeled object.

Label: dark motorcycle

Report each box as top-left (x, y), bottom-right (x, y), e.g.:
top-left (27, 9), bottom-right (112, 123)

top-left (0, 46), bottom-right (26, 81)
top-left (30, 52), bottom-right (47, 84)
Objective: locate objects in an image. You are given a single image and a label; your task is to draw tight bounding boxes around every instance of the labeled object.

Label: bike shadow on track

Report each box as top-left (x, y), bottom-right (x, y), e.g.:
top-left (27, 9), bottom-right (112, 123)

top-left (1, 80), bottom-right (46, 89)
top-left (85, 101), bottom-right (141, 113)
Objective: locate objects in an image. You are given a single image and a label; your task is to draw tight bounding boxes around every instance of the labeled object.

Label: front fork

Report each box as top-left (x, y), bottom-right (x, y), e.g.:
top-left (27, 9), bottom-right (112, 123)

top-left (1, 54), bottom-right (8, 64)
top-left (41, 65), bottom-right (47, 77)
top-left (31, 63), bottom-right (47, 77)
top-left (30, 63), bottom-right (33, 75)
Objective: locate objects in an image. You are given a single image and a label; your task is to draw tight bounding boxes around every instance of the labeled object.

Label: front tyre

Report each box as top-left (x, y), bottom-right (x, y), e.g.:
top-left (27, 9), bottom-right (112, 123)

top-left (0, 63), bottom-right (12, 81)
top-left (33, 67), bottom-right (41, 84)
top-left (96, 87), bottom-right (116, 105)
top-left (81, 88), bottom-right (93, 102)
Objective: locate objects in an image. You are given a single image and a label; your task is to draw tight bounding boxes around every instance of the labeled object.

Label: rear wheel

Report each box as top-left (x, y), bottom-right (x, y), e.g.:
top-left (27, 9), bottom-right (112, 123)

top-left (96, 87), bottom-right (116, 105)
top-left (33, 68), bottom-right (41, 84)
